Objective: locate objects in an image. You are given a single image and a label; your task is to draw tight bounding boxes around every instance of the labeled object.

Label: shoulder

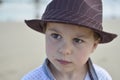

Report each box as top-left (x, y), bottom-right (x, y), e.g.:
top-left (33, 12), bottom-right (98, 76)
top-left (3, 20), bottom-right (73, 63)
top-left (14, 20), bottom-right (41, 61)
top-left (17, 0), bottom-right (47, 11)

top-left (93, 64), bottom-right (112, 80)
top-left (21, 65), bottom-right (49, 80)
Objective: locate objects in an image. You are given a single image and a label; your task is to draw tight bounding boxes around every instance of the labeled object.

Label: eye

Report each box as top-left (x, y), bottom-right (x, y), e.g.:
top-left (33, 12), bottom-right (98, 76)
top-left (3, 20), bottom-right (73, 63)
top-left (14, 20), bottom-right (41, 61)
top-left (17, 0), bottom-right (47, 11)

top-left (51, 33), bottom-right (62, 40)
top-left (73, 38), bottom-right (83, 44)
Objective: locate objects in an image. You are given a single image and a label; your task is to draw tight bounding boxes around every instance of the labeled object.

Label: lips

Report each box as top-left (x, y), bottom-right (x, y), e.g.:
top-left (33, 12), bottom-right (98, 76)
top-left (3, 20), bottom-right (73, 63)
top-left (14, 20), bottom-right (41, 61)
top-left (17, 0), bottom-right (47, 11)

top-left (57, 59), bottom-right (72, 65)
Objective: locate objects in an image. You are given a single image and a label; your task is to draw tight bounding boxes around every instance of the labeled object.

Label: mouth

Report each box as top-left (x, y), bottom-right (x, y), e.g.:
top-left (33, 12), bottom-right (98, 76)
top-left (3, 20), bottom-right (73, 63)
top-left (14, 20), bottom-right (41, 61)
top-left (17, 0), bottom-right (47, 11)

top-left (56, 59), bottom-right (72, 65)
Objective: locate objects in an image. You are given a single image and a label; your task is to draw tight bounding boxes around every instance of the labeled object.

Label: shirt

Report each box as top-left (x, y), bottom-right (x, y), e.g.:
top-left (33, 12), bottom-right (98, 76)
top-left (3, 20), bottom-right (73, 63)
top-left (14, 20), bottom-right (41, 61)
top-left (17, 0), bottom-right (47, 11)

top-left (21, 59), bottom-right (112, 80)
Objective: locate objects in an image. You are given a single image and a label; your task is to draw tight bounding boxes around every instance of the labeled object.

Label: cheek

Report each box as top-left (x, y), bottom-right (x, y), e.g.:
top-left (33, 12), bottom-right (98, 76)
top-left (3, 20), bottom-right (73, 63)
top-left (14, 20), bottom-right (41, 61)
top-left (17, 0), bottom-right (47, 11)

top-left (46, 37), bottom-right (57, 57)
top-left (75, 51), bottom-right (90, 63)
top-left (80, 43), bottom-right (95, 54)
top-left (74, 46), bottom-right (93, 64)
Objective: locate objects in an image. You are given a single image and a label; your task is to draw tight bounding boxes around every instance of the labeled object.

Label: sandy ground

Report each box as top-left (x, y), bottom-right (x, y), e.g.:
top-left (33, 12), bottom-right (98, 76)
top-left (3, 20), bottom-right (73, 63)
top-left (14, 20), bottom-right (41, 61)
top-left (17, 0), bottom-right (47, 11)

top-left (0, 19), bottom-right (120, 80)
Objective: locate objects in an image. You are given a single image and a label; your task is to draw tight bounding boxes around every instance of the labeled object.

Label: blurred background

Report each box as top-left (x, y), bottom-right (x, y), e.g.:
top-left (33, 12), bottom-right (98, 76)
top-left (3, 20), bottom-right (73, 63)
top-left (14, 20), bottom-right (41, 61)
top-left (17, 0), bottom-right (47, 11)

top-left (0, 0), bottom-right (120, 80)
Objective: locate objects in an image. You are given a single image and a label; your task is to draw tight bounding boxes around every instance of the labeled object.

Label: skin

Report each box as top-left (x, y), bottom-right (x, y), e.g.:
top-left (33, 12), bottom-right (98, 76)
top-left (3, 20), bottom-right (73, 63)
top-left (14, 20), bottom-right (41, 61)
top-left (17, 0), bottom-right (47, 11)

top-left (45, 22), bottom-right (100, 80)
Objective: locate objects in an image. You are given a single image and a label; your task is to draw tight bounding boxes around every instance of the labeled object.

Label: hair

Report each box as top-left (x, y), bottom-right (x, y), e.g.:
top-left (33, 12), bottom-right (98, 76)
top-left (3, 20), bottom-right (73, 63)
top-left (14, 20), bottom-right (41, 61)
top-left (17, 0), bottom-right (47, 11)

top-left (42, 22), bottom-right (47, 33)
top-left (93, 32), bottom-right (101, 41)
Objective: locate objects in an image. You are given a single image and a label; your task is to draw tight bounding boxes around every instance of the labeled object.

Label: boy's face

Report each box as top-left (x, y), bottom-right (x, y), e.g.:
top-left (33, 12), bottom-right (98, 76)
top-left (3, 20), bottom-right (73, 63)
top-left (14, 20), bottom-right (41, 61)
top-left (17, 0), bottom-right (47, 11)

top-left (45, 22), bottom-right (99, 72)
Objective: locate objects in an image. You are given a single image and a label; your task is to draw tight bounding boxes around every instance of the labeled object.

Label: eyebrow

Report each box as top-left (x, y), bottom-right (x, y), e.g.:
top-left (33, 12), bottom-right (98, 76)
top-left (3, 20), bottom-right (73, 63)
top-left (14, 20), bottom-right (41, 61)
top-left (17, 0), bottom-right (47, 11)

top-left (47, 28), bottom-right (61, 33)
top-left (73, 35), bottom-right (87, 39)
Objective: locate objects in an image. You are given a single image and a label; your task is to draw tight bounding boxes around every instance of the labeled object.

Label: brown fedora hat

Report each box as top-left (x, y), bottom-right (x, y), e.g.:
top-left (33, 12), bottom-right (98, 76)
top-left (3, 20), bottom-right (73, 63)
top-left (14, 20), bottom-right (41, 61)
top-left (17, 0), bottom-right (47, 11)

top-left (25, 0), bottom-right (117, 43)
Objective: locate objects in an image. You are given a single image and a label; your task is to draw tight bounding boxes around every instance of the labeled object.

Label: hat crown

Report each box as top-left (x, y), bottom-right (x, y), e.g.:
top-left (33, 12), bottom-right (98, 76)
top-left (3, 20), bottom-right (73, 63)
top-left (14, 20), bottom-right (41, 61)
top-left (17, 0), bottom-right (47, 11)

top-left (46, 0), bottom-right (102, 14)
top-left (42, 0), bottom-right (103, 30)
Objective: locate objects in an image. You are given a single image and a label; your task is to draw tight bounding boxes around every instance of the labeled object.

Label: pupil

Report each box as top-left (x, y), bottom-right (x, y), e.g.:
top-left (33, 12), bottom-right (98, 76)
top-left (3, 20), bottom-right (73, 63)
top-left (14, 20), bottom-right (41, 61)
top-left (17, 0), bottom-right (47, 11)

top-left (74, 38), bottom-right (81, 43)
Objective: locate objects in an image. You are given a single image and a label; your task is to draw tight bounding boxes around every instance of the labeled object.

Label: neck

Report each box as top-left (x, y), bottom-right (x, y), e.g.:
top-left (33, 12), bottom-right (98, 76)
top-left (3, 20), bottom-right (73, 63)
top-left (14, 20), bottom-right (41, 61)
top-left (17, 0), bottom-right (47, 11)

top-left (49, 63), bottom-right (88, 80)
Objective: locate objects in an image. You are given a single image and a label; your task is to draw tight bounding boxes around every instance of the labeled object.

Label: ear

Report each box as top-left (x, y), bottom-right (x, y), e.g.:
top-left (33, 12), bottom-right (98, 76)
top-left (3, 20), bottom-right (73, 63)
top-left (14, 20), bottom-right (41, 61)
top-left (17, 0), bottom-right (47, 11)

top-left (91, 39), bottom-right (100, 53)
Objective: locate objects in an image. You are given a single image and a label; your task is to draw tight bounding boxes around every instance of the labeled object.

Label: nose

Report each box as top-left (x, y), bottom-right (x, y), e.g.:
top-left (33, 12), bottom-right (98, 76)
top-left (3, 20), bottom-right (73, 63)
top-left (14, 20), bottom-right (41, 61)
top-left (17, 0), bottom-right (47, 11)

top-left (58, 42), bottom-right (73, 55)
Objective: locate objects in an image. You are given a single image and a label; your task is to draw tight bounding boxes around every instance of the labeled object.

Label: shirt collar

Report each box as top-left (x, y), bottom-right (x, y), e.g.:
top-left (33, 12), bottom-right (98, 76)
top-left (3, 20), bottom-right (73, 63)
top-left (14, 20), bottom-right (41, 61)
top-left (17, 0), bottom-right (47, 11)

top-left (43, 58), bottom-right (98, 80)
top-left (43, 59), bottom-right (56, 80)
top-left (87, 58), bottom-right (98, 80)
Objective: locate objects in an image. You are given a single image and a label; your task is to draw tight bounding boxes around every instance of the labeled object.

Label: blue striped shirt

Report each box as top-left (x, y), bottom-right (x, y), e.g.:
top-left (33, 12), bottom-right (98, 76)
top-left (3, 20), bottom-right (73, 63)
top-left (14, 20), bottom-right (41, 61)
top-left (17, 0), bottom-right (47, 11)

top-left (21, 59), bottom-right (112, 80)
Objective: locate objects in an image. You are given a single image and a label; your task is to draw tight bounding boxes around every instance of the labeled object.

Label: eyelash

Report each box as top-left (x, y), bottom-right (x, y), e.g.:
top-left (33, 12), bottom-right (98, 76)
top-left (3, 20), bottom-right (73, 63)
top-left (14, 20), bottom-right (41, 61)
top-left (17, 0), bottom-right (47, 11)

top-left (51, 33), bottom-right (62, 40)
top-left (73, 38), bottom-right (84, 44)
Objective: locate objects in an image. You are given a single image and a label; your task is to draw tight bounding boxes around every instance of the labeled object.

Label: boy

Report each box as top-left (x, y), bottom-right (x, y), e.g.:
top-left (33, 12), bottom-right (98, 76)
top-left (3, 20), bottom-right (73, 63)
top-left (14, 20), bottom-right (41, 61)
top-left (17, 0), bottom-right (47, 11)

top-left (22, 0), bottom-right (117, 80)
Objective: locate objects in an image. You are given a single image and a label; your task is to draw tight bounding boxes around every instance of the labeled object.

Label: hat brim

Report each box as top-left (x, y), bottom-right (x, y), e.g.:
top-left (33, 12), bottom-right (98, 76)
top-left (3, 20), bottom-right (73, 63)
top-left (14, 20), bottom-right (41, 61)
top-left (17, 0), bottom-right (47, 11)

top-left (25, 19), bottom-right (117, 43)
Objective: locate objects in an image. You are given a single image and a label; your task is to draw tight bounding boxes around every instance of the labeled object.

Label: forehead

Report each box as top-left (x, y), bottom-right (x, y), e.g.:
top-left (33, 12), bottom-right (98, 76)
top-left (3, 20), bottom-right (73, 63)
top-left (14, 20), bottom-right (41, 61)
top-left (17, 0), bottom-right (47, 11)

top-left (46, 22), bottom-right (94, 37)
